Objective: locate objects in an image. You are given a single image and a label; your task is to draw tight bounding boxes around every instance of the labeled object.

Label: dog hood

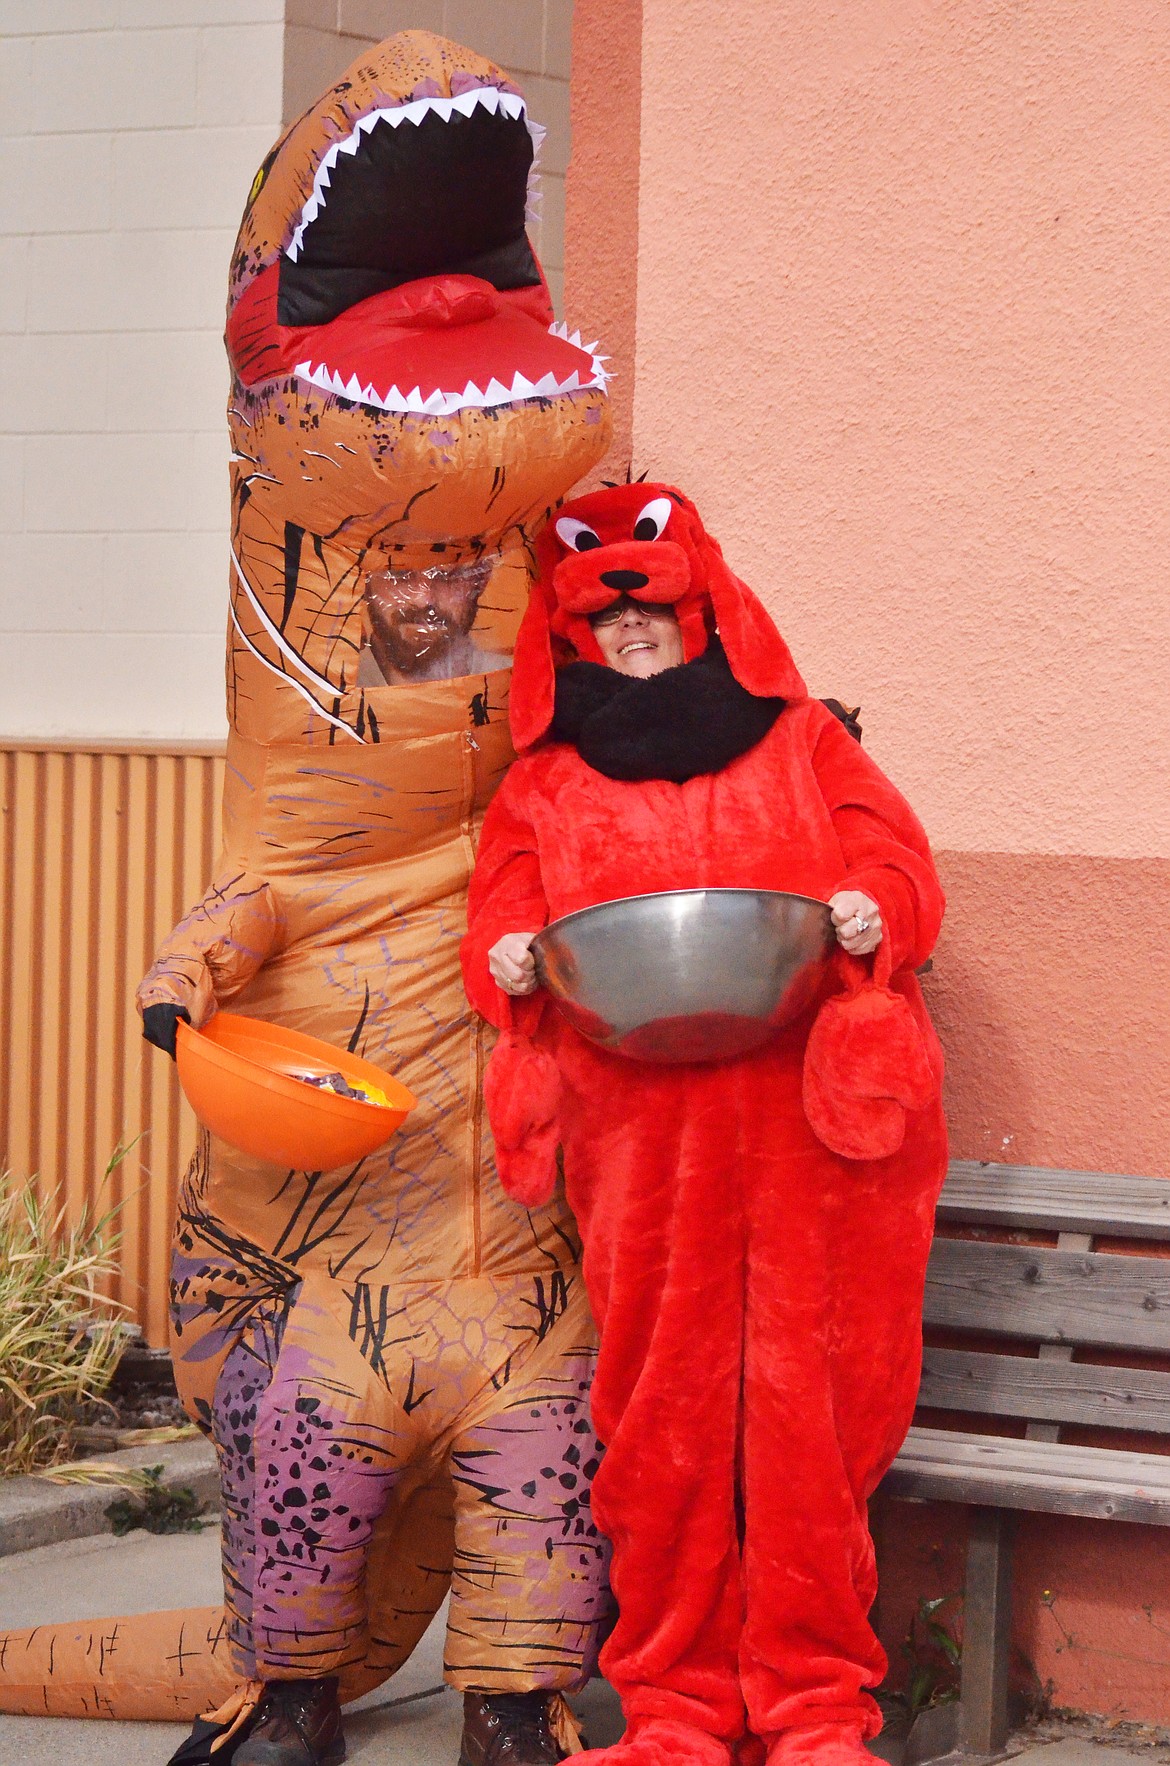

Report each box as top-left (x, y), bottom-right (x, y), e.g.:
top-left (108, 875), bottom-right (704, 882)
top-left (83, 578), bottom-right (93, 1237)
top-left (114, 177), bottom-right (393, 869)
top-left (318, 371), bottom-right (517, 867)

top-left (511, 483), bottom-right (807, 751)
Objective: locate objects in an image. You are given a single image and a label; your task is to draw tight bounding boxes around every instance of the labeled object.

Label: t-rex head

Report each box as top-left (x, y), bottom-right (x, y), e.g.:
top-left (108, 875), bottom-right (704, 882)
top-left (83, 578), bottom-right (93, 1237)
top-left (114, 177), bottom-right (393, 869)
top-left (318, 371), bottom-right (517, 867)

top-left (225, 30), bottom-right (609, 554)
top-left (221, 31), bottom-right (612, 742)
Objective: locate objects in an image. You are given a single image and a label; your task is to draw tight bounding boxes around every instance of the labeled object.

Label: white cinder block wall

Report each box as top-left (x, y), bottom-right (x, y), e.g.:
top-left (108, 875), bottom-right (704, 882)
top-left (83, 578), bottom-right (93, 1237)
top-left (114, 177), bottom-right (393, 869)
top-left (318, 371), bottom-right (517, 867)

top-left (0, 0), bottom-right (573, 745)
top-left (0, 2), bottom-right (286, 743)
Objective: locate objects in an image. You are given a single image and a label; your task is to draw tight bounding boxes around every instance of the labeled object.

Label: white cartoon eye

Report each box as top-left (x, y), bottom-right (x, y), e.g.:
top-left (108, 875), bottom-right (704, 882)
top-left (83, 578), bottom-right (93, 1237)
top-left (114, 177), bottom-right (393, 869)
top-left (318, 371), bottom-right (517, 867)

top-left (632, 497), bottom-right (672, 542)
top-left (555, 516), bottom-right (603, 552)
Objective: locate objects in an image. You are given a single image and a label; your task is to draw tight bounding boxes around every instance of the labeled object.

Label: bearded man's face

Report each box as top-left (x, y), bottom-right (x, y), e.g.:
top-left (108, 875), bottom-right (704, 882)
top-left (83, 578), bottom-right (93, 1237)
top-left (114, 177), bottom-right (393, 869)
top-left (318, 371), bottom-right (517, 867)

top-left (363, 562), bottom-right (490, 680)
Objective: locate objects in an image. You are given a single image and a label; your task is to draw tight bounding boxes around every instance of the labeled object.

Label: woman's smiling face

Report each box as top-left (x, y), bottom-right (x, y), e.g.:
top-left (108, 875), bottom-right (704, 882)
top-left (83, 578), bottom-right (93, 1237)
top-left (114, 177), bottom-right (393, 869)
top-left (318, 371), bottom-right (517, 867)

top-left (589, 597), bottom-right (685, 678)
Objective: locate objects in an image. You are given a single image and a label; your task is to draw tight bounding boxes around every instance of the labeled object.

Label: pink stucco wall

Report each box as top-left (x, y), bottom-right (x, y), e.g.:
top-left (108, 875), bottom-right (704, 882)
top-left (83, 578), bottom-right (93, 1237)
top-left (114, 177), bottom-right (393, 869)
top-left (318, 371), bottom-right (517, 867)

top-left (630, 0), bottom-right (1170, 862)
top-left (567, 0), bottom-right (1170, 1178)
top-left (566, 0), bottom-right (1170, 1724)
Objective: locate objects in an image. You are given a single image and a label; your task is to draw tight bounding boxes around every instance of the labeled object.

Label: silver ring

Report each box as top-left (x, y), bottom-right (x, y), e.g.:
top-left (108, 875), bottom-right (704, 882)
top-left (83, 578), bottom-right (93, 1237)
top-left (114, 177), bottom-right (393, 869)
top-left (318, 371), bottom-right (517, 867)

top-left (854, 917), bottom-right (870, 935)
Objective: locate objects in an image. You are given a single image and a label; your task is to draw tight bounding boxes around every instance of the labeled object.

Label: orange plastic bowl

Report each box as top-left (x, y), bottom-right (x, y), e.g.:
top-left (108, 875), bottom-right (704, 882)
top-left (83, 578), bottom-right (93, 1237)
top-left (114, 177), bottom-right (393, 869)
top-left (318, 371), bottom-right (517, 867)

top-left (175, 1012), bottom-right (415, 1170)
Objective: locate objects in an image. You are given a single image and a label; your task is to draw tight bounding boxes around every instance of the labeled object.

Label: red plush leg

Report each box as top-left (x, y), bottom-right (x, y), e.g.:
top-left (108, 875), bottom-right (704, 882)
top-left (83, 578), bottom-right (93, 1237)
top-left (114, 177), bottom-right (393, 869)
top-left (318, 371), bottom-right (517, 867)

top-left (736, 1059), bottom-right (947, 1748)
top-left (563, 1059), bottom-right (748, 1750)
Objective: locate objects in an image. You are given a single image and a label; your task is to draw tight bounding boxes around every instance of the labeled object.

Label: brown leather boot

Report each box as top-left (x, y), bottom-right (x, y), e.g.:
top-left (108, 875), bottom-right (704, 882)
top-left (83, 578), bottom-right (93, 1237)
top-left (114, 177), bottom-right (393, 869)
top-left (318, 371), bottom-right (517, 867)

top-left (233, 1676), bottom-right (345, 1766)
top-left (460, 1691), bottom-right (579, 1766)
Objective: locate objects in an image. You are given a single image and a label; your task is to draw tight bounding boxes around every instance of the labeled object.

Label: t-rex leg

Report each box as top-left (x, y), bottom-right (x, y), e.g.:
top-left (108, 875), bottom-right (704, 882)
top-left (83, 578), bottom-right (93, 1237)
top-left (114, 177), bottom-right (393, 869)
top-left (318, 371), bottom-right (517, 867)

top-left (444, 1321), bottom-right (612, 1694)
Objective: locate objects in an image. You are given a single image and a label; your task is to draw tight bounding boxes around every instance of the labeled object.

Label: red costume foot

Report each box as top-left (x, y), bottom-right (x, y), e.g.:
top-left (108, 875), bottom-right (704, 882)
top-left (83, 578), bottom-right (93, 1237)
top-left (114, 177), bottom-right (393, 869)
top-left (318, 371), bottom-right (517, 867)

top-left (765, 1723), bottom-right (874, 1766)
top-left (578, 1718), bottom-right (737, 1765)
top-left (463, 484), bottom-right (948, 1756)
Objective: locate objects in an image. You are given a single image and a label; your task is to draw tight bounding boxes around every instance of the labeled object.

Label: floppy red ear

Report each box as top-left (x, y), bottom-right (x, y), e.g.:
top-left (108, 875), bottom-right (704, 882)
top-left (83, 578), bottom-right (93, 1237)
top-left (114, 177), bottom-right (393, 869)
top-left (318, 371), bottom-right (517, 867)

top-left (509, 576), bottom-right (558, 751)
top-left (699, 535), bottom-right (807, 700)
top-left (803, 947), bottom-right (944, 1161)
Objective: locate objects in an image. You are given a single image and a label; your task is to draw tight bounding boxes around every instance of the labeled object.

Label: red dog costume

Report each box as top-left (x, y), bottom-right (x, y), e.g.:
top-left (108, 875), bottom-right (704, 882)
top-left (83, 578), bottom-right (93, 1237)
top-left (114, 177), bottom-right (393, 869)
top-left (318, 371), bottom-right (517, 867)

top-left (461, 485), bottom-right (947, 1766)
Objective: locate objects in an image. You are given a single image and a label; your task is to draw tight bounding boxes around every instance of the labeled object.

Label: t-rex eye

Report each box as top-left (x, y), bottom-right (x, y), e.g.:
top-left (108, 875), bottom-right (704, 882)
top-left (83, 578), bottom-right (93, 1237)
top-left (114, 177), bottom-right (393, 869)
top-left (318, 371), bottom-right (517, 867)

top-left (556, 517), bottom-right (603, 552)
top-left (632, 497), bottom-right (672, 542)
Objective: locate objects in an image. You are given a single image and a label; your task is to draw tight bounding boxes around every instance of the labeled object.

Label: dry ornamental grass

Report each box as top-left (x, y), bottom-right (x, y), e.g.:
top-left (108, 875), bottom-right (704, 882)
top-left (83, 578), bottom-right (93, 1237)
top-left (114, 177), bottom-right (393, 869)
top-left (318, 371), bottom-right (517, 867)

top-left (0, 1156), bottom-right (129, 1475)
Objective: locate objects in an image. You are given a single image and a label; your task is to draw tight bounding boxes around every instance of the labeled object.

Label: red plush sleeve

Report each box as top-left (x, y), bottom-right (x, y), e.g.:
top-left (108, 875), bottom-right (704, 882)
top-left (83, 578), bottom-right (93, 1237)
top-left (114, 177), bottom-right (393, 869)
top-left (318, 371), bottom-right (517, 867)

top-left (462, 767), bottom-right (551, 1032)
top-left (810, 705), bottom-right (945, 974)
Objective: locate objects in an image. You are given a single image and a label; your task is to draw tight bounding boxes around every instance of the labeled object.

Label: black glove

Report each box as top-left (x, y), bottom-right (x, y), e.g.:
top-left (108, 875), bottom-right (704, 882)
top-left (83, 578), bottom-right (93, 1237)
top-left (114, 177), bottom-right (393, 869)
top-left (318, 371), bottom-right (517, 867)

top-left (142, 1003), bottom-right (191, 1061)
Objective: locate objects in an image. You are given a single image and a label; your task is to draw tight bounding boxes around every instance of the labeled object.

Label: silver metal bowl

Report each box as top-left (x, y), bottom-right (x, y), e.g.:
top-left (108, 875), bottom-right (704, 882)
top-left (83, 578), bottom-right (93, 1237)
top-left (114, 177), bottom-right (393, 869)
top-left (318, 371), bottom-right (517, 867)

top-left (531, 887), bottom-right (836, 1064)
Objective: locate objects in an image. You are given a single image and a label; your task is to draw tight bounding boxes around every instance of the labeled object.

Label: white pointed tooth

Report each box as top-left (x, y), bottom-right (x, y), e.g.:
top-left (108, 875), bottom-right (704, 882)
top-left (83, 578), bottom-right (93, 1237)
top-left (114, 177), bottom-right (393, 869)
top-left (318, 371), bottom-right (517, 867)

top-left (339, 134), bottom-right (361, 156)
top-left (341, 373), bottom-right (362, 399)
top-left (402, 385), bottom-right (426, 412)
top-left (478, 87), bottom-right (499, 113)
top-left (400, 96), bottom-right (431, 125)
top-left (478, 377), bottom-right (507, 404)
top-left (378, 385), bottom-right (402, 409)
top-left (451, 89), bottom-right (481, 118)
top-left (510, 370), bottom-right (535, 398)
top-left (568, 329), bottom-right (582, 348)
top-left (356, 110), bottom-right (378, 134)
top-left (558, 370), bottom-right (581, 392)
top-left (459, 380), bottom-right (484, 405)
top-left (532, 371), bottom-right (559, 396)
top-left (500, 92), bottom-right (525, 119)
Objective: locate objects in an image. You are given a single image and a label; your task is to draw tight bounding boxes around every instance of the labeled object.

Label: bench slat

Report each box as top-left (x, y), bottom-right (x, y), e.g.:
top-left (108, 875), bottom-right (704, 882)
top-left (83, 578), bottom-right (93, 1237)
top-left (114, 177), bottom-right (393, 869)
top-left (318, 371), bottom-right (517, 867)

top-left (885, 1427), bottom-right (1170, 1524)
top-left (940, 1161), bottom-right (1170, 1239)
top-left (918, 1347), bottom-right (1170, 1435)
top-left (924, 1239), bottom-right (1170, 1351)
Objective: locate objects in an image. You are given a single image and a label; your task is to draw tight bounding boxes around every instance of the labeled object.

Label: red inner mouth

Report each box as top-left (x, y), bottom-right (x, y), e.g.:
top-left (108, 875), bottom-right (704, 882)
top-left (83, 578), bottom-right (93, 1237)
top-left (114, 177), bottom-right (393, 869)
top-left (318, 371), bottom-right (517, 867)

top-left (227, 264), bottom-right (599, 404)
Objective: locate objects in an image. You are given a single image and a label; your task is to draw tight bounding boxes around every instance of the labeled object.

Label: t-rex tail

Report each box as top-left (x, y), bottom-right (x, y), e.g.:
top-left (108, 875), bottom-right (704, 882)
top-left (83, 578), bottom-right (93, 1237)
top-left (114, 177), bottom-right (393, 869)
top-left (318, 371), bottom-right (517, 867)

top-left (0, 1598), bottom-right (428, 1721)
top-left (0, 1606), bottom-right (236, 1720)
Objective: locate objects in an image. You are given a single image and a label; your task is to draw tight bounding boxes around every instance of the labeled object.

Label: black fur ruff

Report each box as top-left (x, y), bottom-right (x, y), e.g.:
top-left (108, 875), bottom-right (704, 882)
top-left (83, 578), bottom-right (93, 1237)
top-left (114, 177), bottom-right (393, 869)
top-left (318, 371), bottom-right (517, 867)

top-left (549, 637), bottom-right (786, 783)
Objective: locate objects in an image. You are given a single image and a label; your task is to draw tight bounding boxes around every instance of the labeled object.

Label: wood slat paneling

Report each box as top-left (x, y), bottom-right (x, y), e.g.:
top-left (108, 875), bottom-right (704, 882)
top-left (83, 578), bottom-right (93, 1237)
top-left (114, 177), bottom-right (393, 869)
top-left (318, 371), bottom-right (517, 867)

top-left (924, 1237), bottom-right (1170, 1352)
top-left (886, 1426), bottom-right (1170, 1524)
top-left (919, 1346), bottom-right (1170, 1435)
top-left (941, 1160), bottom-right (1170, 1238)
top-left (0, 744), bottom-right (224, 1345)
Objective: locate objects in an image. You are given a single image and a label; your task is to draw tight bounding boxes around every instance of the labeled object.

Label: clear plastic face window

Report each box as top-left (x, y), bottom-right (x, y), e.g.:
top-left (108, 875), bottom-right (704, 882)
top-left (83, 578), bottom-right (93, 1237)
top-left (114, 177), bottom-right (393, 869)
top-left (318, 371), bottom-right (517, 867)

top-left (357, 555), bottom-right (515, 687)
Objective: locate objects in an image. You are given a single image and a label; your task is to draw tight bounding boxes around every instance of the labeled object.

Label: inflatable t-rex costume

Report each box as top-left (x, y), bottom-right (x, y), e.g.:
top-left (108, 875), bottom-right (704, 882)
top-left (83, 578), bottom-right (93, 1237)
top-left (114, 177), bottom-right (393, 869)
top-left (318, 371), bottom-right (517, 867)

top-left (0, 30), bottom-right (613, 1743)
top-left (463, 483), bottom-right (948, 1766)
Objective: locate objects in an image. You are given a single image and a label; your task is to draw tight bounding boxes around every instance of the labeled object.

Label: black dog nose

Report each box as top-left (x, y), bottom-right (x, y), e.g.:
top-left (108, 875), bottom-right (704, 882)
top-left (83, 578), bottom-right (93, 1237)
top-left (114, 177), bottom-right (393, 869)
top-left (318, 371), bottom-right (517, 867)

top-left (599, 570), bottom-right (649, 591)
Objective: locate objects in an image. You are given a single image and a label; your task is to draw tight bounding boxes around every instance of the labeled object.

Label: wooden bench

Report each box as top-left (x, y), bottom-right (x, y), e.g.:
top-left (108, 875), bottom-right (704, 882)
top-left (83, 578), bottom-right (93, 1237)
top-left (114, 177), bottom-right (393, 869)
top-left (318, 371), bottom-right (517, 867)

top-left (880, 1159), bottom-right (1170, 1761)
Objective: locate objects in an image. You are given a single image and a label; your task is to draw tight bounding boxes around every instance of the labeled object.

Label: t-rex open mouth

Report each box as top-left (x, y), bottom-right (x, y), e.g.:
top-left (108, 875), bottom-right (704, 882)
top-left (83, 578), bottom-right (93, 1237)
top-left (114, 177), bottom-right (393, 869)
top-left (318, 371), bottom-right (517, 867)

top-left (227, 81), bottom-right (607, 420)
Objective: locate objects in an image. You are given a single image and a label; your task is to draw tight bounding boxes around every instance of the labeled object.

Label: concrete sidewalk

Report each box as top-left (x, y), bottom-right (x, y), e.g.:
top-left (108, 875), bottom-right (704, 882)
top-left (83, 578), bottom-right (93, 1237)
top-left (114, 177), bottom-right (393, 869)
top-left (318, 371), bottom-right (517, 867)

top-left (1, 1528), bottom-right (1166, 1766)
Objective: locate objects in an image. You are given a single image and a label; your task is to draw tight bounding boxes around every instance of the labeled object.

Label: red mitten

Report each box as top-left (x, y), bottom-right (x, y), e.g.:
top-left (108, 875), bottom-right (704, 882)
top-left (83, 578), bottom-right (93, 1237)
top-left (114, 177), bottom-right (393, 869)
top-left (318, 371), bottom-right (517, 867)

top-left (483, 1017), bottom-right (562, 1207)
top-left (803, 947), bottom-right (941, 1161)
